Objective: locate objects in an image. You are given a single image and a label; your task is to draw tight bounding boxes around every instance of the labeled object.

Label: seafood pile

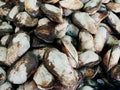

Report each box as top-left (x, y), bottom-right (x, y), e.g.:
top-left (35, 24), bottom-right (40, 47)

top-left (0, 0), bottom-right (120, 90)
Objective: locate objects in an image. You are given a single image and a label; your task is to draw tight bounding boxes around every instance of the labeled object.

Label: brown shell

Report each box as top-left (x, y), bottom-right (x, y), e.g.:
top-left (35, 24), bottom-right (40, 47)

top-left (34, 22), bottom-right (56, 43)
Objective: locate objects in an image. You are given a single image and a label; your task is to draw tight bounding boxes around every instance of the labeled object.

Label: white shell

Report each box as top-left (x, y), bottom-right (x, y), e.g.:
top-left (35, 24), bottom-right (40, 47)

top-left (79, 30), bottom-right (95, 51)
top-left (73, 12), bottom-right (98, 34)
top-left (44, 48), bottom-right (79, 86)
top-left (62, 35), bottom-right (79, 68)
top-left (0, 47), bottom-right (7, 64)
top-left (0, 67), bottom-right (6, 85)
top-left (8, 5), bottom-right (19, 20)
top-left (59, 0), bottom-right (83, 10)
top-left (41, 4), bottom-right (63, 23)
top-left (33, 64), bottom-right (54, 89)
top-left (103, 45), bottom-right (120, 71)
top-left (84, 0), bottom-right (102, 14)
top-left (94, 24), bottom-right (108, 52)
top-left (6, 32), bottom-right (30, 66)
top-left (108, 11), bottom-right (120, 33)
top-left (78, 50), bottom-right (99, 66)
top-left (15, 12), bottom-right (38, 27)
top-left (107, 2), bottom-right (120, 13)
top-left (0, 81), bottom-right (12, 90)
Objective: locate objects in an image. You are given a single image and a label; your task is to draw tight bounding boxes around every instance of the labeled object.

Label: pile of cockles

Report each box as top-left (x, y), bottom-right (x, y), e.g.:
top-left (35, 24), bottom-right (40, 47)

top-left (0, 0), bottom-right (120, 90)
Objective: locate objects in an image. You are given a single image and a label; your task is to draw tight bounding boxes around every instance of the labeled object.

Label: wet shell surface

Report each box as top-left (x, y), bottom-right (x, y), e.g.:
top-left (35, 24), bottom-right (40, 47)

top-left (0, 0), bottom-right (120, 90)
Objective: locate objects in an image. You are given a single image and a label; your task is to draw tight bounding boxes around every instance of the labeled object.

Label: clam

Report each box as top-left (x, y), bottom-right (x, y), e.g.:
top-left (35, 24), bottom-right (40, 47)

top-left (0, 81), bottom-right (12, 90)
top-left (107, 2), bottom-right (120, 13)
top-left (59, 0), bottom-right (83, 10)
top-left (61, 35), bottom-right (79, 68)
top-left (33, 64), bottom-right (55, 89)
top-left (0, 46), bottom-right (7, 64)
top-left (94, 23), bottom-right (109, 52)
top-left (41, 4), bottom-right (63, 23)
top-left (0, 34), bottom-right (10, 46)
top-left (34, 17), bottom-right (56, 43)
top-left (78, 50), bottom-right (100, 67)
top-left (7, 5), bottom-right (20, 21)
top-left (44, 48), bottom-right (79, 87)
top-left (34, 21), bottom-right (56, 43)
top-left (79, 30), bottom-right (95, 51)
top-left (0, 67), bottom-right (6, 85)
top-left (7, 52), bottom-right (38, 84)
top-left (84, 0), bottom-right (102, 15)
top-left (72, 12), bottom-right (98, 34)
top-left (91, 11), bottom-right (108, 24)
top-left (25, 0), bottom-right (40, 17)
top-left (14, 12), bottom-right (38, 27)
top-left (103, 44), bottom-right (120, 71)
top-left (107, 11), bottom-right (120, 33)
top-left (55, 19), bottom-right (68, 38)
top-left (5, 32), bottom-right (30, 66)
